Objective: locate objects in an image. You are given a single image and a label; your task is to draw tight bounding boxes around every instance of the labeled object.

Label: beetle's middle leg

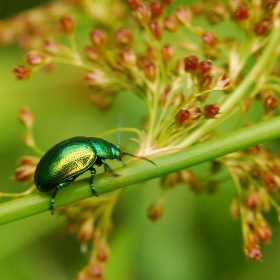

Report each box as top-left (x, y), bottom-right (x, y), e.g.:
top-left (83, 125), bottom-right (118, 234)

top-left (89, 167), bottom-right (99, 197)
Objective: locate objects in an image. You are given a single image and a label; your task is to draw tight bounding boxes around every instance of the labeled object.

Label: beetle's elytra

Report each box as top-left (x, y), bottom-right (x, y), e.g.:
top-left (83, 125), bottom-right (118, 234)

top-left (34, 136), bottom-right (156, 213)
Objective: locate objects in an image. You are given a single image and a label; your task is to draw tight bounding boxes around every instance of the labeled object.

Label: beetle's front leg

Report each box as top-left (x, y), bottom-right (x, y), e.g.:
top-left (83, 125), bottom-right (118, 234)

top-left (89, 167), bottom-right (99, 197)
top-left (101, 159), bottom-right (119, 177)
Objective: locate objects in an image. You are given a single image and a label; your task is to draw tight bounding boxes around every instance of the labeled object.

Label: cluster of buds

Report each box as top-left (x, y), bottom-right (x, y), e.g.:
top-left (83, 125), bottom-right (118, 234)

top-left (226, 146), bottom-right (280, 259)
top-left (57, 197), bottom-right (116, 280)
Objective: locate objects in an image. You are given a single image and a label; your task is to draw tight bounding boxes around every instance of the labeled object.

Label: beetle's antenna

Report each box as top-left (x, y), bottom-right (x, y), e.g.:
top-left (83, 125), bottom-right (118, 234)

top-left (117, 113), bottom-right (124, 148)
top-left (122, 152), bottom-right (157, 166)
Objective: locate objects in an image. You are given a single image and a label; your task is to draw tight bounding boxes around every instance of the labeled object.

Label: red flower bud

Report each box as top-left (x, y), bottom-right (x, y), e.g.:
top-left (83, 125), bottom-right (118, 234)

top-left (184, 55), bottom-right (199, 72)
top-left (234, 5), bottom-right (249, 20)
top-left (60, 16), bottom-right (75, 34)
top-left (149, 22), bottom-right (162, 40)
top-left (176, 109), bottom-right (190, 125)
top-left (150, 2), bottom-right (164, 17)
top-left (199, 60), bottom-right (211, 75)
top-left (13, 65), bottom-right (31, 80)
top-left (204, 104), bottom-right (219, 119)
top-left (127, 0), bottom-right (142, 9)
top-left (254, 21), bottom-right (269, 36)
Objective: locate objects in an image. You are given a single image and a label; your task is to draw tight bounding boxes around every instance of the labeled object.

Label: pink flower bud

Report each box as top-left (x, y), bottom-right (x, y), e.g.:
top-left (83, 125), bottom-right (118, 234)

top-left (90, 30), bottom-right (107, 47)
top-left (26, 51), bottom-right (45, 66)
top-left (18, 107), bottom-right (34, 128)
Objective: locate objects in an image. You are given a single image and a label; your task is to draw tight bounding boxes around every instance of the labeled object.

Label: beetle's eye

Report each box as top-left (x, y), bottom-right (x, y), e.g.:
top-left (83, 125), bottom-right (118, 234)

top-left (118, 151), bottom-right (122, 158)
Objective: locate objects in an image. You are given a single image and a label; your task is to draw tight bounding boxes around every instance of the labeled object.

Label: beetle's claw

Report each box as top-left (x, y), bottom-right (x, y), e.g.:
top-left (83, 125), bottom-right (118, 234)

top-left (113, 173), bottom-right (120, 178)
top-left (50, 206), bottom-right (55, 215)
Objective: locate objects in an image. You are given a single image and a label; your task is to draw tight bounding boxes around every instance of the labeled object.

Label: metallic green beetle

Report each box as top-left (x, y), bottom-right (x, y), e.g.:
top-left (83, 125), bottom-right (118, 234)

top-left (34, 136), bottom-right (156, 213)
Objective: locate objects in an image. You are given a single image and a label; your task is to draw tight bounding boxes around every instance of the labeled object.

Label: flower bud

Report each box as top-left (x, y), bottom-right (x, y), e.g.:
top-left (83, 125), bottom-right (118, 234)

top-left (264, 93), bottom-right (278, 112)
top-left (184, 55), bottom-right (199, 72)
top-left (26, 51), bottom-right (45, 66)
top-left (198, 60), bottom-right (211, 75)
top-left (135, 4), bottom-right (151, 23)
top-left (22, 132), bottom-right (35, 147)
top-left (149, 22), bottom-right (162, 40)
top-left (97, 238), bottom-right (110, 261)
top-left (200, 75), bottom-right (212, 89)
top-left (85, 71), bottom-right (107, 86)
top-left (175, 7), bottom-right (192, 25)
top-left (89, 260), bottom-right (104, 278)
top-left (256, 222), bottom-right (271, 243)
top-left (78, 218), bottom-right (94, 243)
top-left (120, 50), bottom-right (136, 68)
top-left (202, 32), bottom-right (218, 47)
top-left (234, 5), bottom-right (249, 20)
top-left (18, 107), bottom-right (34, 128)
top-left (150, 2), bottom-right (164, 17)
top-left (14, 165), bottom-right (36, 182)
top-left (84, 46), bottom-right (100, 62)
top-left (244, 244), bottom-right (261, 260)
top-left (127, 0), bottom-right (142, 9)
top-left (254, 21), bottom-right (270, 36)
top-left (162, 45), bottom-right (173, 63)
top-left (245, 144), bottom-right (261, 154)
top-left (18, 156), bottom-right (40, 166)
top-left (189, 107), bottom-right (201, 120)
top-left (204, 104), bottom-right (219, 119)
top-left (143, 62), bottom-right (156, 81)
top-left (90, 29), bottom-right (107, 47)
top-left (148, 199), bottom-right (164, 222)
top-left (262, 171), bottom-right (276, 189)
top-left (245, 190), bottom-right (259, 209)
top-left (13, 65), bottom-right (32, 80)
top-left (115, 27), bottom-right (133, 47)
top-left (176, 109), bottom-right (190, 125)
top-left (44, 39), bottom-right (60, 55)
top-left (164, 16), bottom-right (179, 32)
top-left (60, 16), bottom-right (75, 34)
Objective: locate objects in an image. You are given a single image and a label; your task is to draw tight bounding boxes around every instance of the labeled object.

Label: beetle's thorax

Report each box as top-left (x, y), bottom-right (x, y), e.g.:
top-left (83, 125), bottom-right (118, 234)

top-left (87, 137), bottom-right (121, 159)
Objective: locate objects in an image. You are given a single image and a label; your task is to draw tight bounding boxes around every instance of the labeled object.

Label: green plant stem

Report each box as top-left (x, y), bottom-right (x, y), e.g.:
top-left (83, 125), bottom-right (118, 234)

top-left (180, 20), bottom-right (280, 147)
top-left (1, 116), bottom-right (280, 225)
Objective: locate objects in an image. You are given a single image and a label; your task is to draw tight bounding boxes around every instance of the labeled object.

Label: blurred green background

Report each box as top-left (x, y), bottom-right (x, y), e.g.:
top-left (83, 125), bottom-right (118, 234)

top-left (1, 1), bottom-right (280, 280)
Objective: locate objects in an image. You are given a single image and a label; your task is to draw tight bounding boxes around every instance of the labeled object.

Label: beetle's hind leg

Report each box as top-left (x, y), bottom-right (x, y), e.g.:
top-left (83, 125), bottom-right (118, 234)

top-left (50, 187), bottom-right (59, 215)
top-left (89, 167), bottom-right (99, 197)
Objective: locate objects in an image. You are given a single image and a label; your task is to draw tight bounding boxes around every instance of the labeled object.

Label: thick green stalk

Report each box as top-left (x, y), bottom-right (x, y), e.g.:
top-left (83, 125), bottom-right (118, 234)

top-left (1, 116), bottom-right (280, 225)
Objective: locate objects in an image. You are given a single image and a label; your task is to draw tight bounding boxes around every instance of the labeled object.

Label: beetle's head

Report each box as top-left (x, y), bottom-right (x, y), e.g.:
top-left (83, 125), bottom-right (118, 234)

top-left (111, 145), bottom-right (123, 159)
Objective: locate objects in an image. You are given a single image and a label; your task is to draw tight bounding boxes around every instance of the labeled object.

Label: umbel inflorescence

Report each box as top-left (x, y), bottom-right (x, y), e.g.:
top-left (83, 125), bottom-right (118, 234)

top-left (1, 0), bottom-right (280, 277)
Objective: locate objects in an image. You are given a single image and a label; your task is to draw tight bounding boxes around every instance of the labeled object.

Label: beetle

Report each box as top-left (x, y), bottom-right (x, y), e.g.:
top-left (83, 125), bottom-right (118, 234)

top-left (34, 136), bottom-right (156, 213)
